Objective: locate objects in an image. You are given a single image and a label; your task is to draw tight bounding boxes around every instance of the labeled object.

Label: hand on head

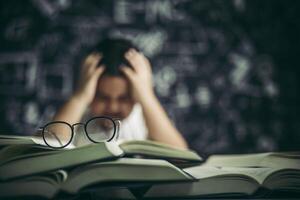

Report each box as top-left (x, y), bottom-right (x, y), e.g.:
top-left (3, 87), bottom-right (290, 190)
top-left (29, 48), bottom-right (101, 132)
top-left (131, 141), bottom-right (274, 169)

top-left (74, 53), bottom-right (105, 105)
top-left (74, 48), bottom-right (155, 110)
top-left (121, 49), bottom-right (154, 102)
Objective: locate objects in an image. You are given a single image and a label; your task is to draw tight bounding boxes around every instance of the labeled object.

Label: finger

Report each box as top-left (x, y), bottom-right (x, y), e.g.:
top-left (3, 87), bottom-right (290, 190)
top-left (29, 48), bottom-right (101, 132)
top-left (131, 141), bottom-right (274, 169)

top-left (84, 52), bottom-right (100, 65)
top-left (141, 54), bottom-right (152, 72)
top-left (120, 67), bottom-right (135, 82)
top-left (126, 49), bottom-right (151, 73)
top-left (87, 54), bottom-right (102, 74)
top-left (125, 49), bottom-right (141, 73)
top-left (85, 52), bottom-right (97, 62)
top-left (84, 55), bottom-right (101, 75)
top-left (83, 53), bottom-right (99, 67)
top-left (81, 55), bottom-right (93, 74)
top-left (93, 65), bottom-right (105, 79)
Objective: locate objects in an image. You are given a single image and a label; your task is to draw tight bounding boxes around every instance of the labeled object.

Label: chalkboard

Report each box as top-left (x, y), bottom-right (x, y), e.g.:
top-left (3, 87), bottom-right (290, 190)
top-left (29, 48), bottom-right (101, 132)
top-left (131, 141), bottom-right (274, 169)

top-left (0, 0), bottom-right (299, 156)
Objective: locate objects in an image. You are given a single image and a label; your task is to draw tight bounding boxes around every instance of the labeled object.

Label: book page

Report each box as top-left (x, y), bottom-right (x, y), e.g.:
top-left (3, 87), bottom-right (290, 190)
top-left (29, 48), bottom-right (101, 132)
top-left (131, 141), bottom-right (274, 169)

top-left (203, 153), bottom-right (272, 167)
top-left (120, 140), bottom-right (202, 162)
top-left (183, 166), bottom-right (235, 179)
top-left (0, 135), bottom-right (35, 146)
top-left (0, 135), bottom-right (75, 149)
top-left (204, 152), bottom-right (300, 169)
top-left (31, 136), bottom-right (75, 149)
top-left (263, 154), bottom-right (300, 169)
top-left (220, 167), bottom-right (277, 184)
top-left (184, 165), bottom-right (276, 184)
top-left (104, 142), bottom-right (124, 156)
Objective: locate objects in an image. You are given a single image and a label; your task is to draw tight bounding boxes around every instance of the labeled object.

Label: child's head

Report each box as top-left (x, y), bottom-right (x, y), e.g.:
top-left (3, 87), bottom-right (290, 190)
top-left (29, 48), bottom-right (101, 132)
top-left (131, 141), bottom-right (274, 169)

top-left (89, 38), bottom-right (138, 120)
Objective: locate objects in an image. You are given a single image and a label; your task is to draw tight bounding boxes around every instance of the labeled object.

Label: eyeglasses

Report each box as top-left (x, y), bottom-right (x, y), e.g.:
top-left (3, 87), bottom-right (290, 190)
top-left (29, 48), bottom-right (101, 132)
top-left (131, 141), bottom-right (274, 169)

top-left (39, 116), bottom-right (121, 149)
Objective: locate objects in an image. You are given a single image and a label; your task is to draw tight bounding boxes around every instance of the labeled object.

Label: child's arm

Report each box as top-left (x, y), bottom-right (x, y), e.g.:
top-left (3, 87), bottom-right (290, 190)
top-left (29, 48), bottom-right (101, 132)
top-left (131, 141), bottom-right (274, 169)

top-left (121, 49), bottom-right (188, 149)
top-left (52, 53), bottom-right (104, 125)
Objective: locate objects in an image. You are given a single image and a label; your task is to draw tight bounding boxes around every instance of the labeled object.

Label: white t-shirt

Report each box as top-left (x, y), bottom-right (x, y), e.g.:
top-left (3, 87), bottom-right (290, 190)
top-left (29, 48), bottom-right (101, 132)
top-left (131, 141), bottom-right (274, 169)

top-left (72, 104), bottom-right (148, 146)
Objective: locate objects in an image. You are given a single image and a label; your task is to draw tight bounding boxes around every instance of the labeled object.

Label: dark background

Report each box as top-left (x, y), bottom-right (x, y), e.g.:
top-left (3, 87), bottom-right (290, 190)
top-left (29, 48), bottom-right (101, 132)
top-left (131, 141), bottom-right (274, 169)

top-left (0, 0), bottom-right (299, 157)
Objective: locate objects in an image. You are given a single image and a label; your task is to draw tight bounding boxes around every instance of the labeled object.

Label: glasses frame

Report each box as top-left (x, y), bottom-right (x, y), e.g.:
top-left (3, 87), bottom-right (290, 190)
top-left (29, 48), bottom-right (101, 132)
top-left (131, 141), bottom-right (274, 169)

top-left (40, 116), bottom-right (119, 149)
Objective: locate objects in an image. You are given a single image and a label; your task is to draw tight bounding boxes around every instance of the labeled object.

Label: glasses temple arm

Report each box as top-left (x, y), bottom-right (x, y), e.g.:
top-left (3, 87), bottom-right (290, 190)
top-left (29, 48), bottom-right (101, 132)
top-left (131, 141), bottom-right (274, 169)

top-left (43, 129), bottom-right (64, 146)
top-left (115, 120), bottom-right (121, 141)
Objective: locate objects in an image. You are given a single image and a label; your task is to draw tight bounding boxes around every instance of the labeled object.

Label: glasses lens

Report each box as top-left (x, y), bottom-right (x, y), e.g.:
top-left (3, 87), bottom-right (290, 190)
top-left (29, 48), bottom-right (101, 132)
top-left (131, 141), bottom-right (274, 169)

top-left (86, 118), bottom-right (115, 142)
top-left (43, 122), bottom-right (72, 148)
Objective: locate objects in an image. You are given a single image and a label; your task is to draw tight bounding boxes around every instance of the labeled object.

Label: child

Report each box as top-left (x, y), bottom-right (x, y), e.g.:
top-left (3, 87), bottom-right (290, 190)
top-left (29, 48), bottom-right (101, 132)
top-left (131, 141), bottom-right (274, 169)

top-left (52, 38), bottom-right (187, 149)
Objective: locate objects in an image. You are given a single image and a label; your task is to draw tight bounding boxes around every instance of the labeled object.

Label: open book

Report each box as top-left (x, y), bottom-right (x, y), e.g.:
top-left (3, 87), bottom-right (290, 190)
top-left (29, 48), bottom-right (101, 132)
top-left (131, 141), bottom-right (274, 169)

top-left (0, 135), bottom-right (202, 181)
top-left (1, 135), bottom-right (299, 199)
top-left (0, 158), bottom-right (193, 199)
top-left (6, 153), bottom-right (298, 199)
top-left (119, 140), bottom-right (202, 167)
top-left (144, 152), bottom-right (300, 198)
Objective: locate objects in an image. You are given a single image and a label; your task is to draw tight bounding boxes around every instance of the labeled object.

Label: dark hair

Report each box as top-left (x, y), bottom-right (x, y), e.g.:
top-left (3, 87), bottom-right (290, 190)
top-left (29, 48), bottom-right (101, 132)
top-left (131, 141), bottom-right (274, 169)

top-left (92, 38), bottom-right (138, 76)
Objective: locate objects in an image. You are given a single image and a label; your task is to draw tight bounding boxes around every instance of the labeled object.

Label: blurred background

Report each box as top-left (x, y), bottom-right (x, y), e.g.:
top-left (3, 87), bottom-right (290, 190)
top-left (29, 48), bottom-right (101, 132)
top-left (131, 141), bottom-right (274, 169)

top-left (0, 0), bottom-right (299, 156)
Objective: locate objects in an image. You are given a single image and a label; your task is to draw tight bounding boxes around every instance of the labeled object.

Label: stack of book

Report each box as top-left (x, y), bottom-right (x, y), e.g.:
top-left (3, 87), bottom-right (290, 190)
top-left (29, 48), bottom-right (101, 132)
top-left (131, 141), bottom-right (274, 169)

top-left (0, 135), bottom-right (299, 199)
